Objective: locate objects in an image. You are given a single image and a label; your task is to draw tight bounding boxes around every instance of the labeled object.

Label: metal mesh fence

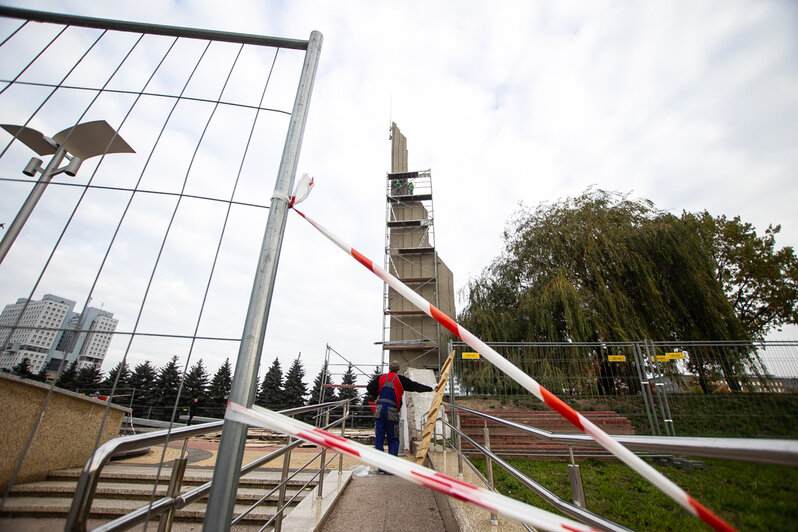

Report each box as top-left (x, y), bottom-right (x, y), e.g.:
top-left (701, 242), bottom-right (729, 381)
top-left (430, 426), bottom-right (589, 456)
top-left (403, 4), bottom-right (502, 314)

top-left (450, 340), bottom-right (798, 438)
top-left (0, 7), bottom-right (319, 522)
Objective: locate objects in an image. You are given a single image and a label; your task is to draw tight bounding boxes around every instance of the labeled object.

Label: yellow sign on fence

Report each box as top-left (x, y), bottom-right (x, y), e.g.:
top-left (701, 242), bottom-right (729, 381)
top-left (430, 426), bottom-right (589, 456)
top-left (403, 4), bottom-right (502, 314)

top-left (462, 352), bottom-right (480, 359)
top-left (666, 352), bottom-right (685, 360)
top-left (607, 355), bottom-right (626, 362)
top-left (651, 355), bottom-right (669, 362)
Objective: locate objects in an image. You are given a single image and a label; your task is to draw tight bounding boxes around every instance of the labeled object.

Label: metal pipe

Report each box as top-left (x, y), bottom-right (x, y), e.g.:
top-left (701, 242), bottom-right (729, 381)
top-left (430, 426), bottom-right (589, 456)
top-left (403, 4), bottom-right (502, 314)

top-left (339, 404), bottom-right (347, 473)
top-left (157, 456), bottom-right (188, 532)
top-left (274, 446), bottom-right (293, 532)
top-left (0, 146), bottom-right (66, 264)
top-left (651, 339), bottom-right (677, 436)
top-left (483, 422), bottom-right (499, 526)
top-left (568, 464), bottom-right (586, 509)
top-left (0, 6), bottom-right (309, 50)
top-left (632, 343), bottom-right (657, 435)
top-left (203, 29), bottom-right (322, 530)
top-left (645, 340), bottom-right (672, 436)
top-left (455, 408), bottom-right (463, 478)
top-left (317, 409), bottom-right (329, 499)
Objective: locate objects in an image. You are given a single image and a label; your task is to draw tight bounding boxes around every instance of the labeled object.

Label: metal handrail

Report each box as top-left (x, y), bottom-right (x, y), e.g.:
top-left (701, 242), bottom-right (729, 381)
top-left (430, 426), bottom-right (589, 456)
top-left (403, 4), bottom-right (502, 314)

top-left (447, 403), bottom-right (798, 466)
top-left (437, 417), bottom-right (630, 532)
top-left (66, 399), bottom-right (352, 531)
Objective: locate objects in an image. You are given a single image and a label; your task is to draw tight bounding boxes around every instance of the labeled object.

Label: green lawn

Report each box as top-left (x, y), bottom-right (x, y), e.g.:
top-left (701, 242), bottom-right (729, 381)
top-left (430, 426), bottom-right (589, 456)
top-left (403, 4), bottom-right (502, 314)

top-left (471, 457), bottom-right (798, 531)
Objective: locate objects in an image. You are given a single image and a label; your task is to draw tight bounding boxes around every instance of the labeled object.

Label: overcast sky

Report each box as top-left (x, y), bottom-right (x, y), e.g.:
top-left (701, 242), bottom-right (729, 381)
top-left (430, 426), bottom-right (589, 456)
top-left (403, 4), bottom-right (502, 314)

top-left (1, 0), bottom-right (796, 385)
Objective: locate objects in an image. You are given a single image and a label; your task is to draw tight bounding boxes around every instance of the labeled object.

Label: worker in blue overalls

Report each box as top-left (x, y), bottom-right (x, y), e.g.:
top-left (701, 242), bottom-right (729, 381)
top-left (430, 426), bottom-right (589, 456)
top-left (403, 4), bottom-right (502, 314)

top-left (366, 360), bottom-right (433, 458)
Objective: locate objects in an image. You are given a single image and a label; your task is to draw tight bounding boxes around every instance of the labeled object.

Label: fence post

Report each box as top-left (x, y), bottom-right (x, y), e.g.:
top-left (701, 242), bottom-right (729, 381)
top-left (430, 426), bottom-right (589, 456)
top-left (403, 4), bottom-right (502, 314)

top-left (647, 340), bottom-right (674, 436)
top-left (641, 341), bottom-right (664, 435)
top-left (633, 342), bottom-right (658, 436)
top-left (567, 446), bottom-right (586, 509)
top-left (455, 409), bottom-right (463, 478)
top-left (274, 445), bottom-right (292, 532)
top-left (157, 455), bottom-right (188, 532)
top-left (483, 422), bottom-right (499, 526)
top-left (339, 404), bottom-right (348, 473)
top-left (318, 409), bottom-right (329, 499)
top-left (203, 30), bottom-right (323, 530)
top-left (650, 340), bottom-right (676, 436)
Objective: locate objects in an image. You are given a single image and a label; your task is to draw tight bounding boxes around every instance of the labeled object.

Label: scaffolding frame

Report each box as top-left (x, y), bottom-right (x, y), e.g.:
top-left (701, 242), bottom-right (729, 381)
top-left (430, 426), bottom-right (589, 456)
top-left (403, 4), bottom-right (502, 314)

top-left (382, 168), bottom-right (443, 370)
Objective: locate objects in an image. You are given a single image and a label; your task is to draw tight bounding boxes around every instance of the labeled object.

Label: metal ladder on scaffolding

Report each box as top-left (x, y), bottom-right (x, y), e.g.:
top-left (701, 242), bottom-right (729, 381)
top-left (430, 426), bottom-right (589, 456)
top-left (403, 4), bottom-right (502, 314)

top-left (415, 350), bottom-right (455, 464)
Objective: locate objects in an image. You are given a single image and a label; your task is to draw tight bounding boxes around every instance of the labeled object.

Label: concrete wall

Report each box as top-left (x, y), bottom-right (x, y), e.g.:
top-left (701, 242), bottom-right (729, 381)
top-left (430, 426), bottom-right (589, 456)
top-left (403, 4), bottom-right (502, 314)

top-left (402, 368), bottom-right (449, 450)
top-left (0, 373), bottom-right (129, 490)
top-left (391, 122), bottom-right (408, 173)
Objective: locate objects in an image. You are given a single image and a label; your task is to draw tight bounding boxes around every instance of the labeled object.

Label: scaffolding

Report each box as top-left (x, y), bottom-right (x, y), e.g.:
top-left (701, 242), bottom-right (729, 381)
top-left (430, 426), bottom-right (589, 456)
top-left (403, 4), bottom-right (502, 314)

top-left (382, 166), bottom-right (450, 370)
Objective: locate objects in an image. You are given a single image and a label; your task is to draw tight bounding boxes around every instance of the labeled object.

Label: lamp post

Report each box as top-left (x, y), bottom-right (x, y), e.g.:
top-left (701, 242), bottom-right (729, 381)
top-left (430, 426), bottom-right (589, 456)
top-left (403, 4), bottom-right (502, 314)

top-left (0, 120), bottom-right (134, 264)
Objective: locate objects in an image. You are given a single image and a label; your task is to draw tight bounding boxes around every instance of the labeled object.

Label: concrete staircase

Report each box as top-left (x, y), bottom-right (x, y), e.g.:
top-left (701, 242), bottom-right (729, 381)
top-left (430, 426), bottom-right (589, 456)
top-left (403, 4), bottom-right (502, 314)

top-left (458, 410), bottom-right (635, 458)
top-left (0, 463), bottom-right (317, 530)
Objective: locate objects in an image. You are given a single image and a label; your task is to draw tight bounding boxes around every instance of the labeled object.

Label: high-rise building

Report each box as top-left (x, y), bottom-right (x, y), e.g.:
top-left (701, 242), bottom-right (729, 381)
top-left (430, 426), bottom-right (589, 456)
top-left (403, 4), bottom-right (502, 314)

top-left (382, 123), bottom-right (456, 370)
top-left (0, 294), bottom-right (117, 374)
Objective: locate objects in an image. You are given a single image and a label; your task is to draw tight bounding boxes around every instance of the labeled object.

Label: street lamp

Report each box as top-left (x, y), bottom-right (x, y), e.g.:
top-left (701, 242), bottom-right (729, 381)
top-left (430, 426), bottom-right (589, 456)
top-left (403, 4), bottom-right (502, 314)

top-left (0, 120), bottom-right (134, 264)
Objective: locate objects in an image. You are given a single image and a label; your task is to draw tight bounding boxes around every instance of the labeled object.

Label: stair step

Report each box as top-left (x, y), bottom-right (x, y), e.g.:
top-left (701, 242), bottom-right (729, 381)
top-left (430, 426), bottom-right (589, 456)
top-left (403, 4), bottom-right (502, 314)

top-left (47, 466), bottom-right (318, 488)
top-left (0, 496), bottom-right (282, 522)
top-left (9, 480), bottom-right (308, 502)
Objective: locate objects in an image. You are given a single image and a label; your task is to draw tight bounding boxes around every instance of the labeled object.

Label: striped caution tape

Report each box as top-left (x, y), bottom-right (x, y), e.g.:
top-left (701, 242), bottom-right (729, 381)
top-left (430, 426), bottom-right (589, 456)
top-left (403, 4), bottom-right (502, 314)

top-left (226, 401), bottom-right (598, 532)
top-left (289, 201), bottom-right (735, 532)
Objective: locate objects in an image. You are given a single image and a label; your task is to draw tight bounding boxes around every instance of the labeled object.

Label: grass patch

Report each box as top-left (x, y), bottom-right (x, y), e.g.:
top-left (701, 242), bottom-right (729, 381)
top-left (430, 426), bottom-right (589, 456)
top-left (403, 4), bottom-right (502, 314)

top-left (471, 457), bottom-right (798, 531)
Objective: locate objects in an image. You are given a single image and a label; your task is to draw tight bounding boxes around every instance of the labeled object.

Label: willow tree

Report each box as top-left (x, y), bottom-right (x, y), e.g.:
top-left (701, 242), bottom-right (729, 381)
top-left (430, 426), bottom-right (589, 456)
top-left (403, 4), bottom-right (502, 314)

top-left (458, 190), bottom-right (753, 392)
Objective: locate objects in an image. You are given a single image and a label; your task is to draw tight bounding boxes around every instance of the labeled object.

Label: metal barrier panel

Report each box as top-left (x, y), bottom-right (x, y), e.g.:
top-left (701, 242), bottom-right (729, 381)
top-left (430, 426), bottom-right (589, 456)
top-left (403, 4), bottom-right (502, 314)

top-left (0, 7), bottom-right (321, 529)
top-left (451, 340), bottom-right (798, 438)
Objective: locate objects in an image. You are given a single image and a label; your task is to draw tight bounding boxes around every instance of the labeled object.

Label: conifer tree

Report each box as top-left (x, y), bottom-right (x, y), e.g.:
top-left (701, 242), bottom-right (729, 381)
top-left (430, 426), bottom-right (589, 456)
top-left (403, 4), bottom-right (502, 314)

top-left (129, 361), bottom-right (157, 418)
top-left (154, 356), bottom-right (182, 420)
top-left (11, 357), bottom-right (34, 379)
top-left (363, 365), bottom-right (382, 404)
top-left (308, 361), bottom-right (336, 406)
top-left (338, 363), bottom-right (359, 404)
top-left (256, 357), bottom-right (284, 410)
top-left (207, 358), bottom-right (233, 417)
top-left (282, 355), bottom-right (307, 410)
top-left (55, 360), bottom-right (79, 391)
top-left (100, 360), bottom-right (131, 403)
top-left (75, 364), bottom-right (103, 395)
top-left (33, 364), bottom-right (49, 383)
top-left (183, 359), bottom-right (210, 408)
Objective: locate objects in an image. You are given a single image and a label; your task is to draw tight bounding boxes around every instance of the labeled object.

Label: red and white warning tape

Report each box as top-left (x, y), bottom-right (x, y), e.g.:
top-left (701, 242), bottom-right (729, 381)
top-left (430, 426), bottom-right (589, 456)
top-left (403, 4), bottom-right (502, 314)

top-left (226, 401), bottom-right (598, 532)
top-left (289, 195), bottom-right (735, 532)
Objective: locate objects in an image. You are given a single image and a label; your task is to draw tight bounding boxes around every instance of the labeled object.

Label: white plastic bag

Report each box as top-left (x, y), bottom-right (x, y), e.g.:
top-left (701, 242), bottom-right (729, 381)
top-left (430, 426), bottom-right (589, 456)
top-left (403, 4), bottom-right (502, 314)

top-left (350, 464), bottom-right (373, 477)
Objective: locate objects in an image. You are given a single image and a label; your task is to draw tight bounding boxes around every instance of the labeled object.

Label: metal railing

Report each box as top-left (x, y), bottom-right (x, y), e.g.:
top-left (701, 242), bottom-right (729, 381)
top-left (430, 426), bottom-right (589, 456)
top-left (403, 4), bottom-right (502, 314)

top-left (432, 407), bottom-right (631, 532)
top-left (447, 404), bottom-right (798, 466)
top-left (432, 403), bottom-right (798, 532)
top-left (66, 399), bottom-right (353, 532)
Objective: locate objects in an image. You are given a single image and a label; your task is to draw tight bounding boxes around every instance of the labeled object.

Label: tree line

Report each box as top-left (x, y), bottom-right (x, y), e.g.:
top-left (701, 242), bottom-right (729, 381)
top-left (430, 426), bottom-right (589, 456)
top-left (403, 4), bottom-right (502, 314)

top-left (8, 353), bottom-right (372, 422)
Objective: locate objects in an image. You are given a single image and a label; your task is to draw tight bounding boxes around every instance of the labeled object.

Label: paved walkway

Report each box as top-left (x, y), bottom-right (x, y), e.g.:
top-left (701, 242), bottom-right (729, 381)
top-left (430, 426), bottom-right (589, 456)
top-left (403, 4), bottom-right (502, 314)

top-left (426, 450), bottom-right (528, 532)
top-left (319, 474), bottom-right (457, 532)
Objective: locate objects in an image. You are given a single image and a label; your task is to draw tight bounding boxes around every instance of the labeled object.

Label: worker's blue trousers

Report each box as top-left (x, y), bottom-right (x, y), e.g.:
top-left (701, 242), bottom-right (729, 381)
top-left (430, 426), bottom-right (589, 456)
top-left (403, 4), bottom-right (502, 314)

top-left (374, 404), bottom-right (400, 456)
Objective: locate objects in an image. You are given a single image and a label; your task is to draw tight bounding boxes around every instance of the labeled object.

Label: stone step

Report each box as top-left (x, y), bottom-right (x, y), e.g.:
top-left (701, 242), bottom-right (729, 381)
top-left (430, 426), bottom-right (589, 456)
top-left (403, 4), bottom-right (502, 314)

top-left (47, 465), bottom-right (318, 488)
top-left (8, 479), bottom-right (308, 503)
top-left (0, 496), bottom-right (282, 523)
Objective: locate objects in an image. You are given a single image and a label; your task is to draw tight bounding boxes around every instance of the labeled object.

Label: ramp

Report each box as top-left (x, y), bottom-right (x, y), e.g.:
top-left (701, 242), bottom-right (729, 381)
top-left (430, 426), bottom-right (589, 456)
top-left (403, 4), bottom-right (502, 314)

top-left (319, 474), bottom-right (457, 532)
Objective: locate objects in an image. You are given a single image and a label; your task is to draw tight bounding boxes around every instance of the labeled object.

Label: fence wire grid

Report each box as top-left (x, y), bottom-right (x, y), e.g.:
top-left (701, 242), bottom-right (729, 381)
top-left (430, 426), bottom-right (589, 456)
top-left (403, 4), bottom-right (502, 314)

top-left (451, 340), bottom-right (798, 439)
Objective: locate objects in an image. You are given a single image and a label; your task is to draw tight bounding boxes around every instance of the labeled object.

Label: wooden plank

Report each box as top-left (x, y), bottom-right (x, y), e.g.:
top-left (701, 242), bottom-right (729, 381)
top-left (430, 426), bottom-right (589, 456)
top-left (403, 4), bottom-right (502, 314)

top-left (414, 350), bottom-right (455, 464)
